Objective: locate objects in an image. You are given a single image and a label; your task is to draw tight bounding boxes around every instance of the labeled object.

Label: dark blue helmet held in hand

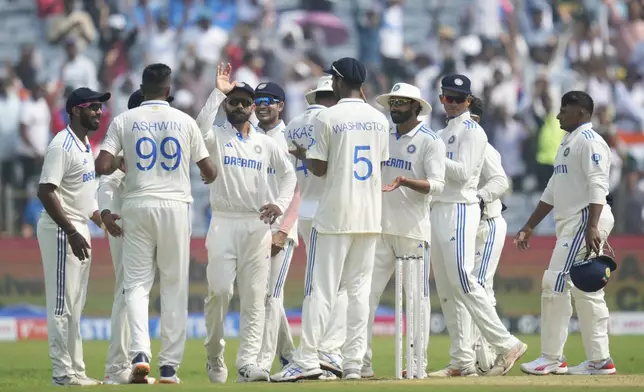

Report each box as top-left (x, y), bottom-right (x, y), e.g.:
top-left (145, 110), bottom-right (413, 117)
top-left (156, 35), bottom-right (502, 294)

top-left (569, 241), bottom-right (617, 293)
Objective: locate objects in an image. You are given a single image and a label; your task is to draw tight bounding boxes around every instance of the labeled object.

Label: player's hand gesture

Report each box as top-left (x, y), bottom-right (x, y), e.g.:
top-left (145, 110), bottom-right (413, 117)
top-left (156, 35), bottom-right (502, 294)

top-left (584, 226), bottom-right (602, 259)
top-left (289, 141), bottom-right (307, 161)
top-left (67, 230), bottom-right (91, 261)
top-left (216, 62), bottom-right (237, 94)
top-left (514, 226), bottom-right (532, 251)
top-left (103, 212), bottom-right (123, 238)
top-left (260, 203), bottom-right (283, 225)
top-left (383, 176), bottom-right (405, 192)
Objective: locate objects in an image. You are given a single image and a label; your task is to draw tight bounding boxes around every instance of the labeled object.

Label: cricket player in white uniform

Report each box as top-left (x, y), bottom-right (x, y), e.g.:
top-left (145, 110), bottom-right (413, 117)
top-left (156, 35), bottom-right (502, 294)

top-left (96, 63), bottom-right (217, 384)
top-left (99, 90), bottom-right (172, 385)
top-left (285, 76), bottom-right (348, 379)
top-left (363, 83), bottom-right (445, 378)
top-left (37, 87), bottom-right (111, 386)
top-left (517, 91), bottom-right (616, 376)
top-left (252, 81), bottom-right (302, 372)
top-left (271, 57), bottom-right (390, 382)
top-left (194, 64), bottom-right (297, 383)
top-left (468, 97), bottom-right (510, 374)
top-left (429, 75), bottom-right (526, 378)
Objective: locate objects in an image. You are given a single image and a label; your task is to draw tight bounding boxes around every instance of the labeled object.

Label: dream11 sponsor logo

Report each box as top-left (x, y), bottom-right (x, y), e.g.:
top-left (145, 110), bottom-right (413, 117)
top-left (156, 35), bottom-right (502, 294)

top-left (17, 318), bottom-right (48, 340)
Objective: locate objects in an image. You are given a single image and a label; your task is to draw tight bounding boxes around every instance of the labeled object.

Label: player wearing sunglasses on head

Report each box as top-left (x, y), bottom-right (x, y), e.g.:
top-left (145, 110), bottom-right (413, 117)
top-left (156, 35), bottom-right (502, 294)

top-left (428, 75), bottom-right (526, 378)
top-left (37, 87), bottom-right (111, 386)
top-left (195, 64), bottom-right (297, 383)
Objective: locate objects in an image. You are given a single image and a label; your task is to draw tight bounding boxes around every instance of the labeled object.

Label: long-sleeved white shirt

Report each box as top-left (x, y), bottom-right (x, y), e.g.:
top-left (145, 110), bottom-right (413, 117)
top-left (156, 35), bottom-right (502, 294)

top-left (434, 111), bottom-right (488, 204)
top-left (195, 89), bottom-right (296, 218)
top-left (97, 169), bottom-right (125, 215)
top-left (541, 122), bottom-right (611, 221)
top-left (382, 123), bottom-right (445, 241)
top-left (477, 143), bottom-right (509, 220)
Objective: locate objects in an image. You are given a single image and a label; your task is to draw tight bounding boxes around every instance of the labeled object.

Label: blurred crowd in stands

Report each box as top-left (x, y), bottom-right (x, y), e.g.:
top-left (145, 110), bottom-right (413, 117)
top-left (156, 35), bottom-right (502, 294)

top-left (1, 0), bottom-right (644, 238)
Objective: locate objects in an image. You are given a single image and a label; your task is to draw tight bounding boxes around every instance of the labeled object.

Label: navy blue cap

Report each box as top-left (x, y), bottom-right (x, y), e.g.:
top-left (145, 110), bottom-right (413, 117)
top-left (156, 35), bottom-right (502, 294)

top-left (324, 57), bottom-right (366, 85)
top-left (570, 254), bottom-right (617, 293)
top-left (127, 89), bottom-right (174, 109)
top-left (66, 87), bottom-right (111, 114)
top-left (441, 74), bottom-right (472, 95)
top-left (254, 82), bottom-right (285, 101)
top-left (228, 82), bottom-right (255, 98)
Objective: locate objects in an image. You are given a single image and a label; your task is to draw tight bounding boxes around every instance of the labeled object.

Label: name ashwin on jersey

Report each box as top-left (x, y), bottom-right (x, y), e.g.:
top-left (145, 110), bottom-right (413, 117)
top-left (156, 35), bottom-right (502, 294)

top-left (223, 155), bottom-right (263, 171)
top-left (331, 121), bottom-right (387, 134)
top-left (131, 121), bottom-right (183, 132)
top-left (382, 158), bottom-right (412, 171)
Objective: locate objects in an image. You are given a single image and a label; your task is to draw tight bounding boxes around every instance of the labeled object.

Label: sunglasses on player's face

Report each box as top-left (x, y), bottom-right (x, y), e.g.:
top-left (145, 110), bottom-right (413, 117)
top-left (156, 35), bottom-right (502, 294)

top-left (388, 98), bottom-right (413, 107)
top-left (254, 97), bottom-right (281, 106)
top-left (440, 94), bottom-right (468, 104)
top-left (227, 98), bottom-right (254, 108)
top-left (76, 102), bottom-right (103, 111)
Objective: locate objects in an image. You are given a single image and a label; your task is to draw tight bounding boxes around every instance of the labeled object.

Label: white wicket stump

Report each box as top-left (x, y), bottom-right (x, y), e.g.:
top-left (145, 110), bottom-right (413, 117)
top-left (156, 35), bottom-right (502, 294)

top-left (394, 255), bottom-right (426, 379)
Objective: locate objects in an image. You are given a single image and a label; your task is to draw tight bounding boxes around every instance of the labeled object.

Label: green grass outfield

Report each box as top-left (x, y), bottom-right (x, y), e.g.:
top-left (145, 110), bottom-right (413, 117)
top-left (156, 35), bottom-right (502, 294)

top-left (1, 335), bottom-right (643, 391)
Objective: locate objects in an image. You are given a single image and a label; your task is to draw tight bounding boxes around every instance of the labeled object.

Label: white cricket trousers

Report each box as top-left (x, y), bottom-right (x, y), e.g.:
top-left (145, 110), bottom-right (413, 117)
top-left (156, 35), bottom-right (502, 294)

top-left (37, 220), bottom-right (91, 378)
top-left (258, 236), bottom-right (296, 371)
top-left (204, 214), bottom-right (272, 371)
top-left (364, 234), bottom-right (430, 370)
top-left (470, 216), bottom-right (507, 368)
top-left (293, 228), bottom-right (377, 371)
top-left (541, 206), bottom-right (614, 361)
top-left (298, 219), bottom-right (348, 357)
top-left (430, 203), bottom-right (518, 368)
top-left (121, 199), bottom-right (191, 368)
top-left (104, 234), bottom-right (132, 374)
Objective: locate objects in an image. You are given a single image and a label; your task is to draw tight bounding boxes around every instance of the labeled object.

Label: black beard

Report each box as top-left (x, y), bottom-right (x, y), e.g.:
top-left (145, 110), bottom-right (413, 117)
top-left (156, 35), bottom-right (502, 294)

top-left (80, 115), bottom-right (100, 131)
top-left (391, 108), bottom-right (413, 124)
top-left (227, 111), bottom-right (251, 125)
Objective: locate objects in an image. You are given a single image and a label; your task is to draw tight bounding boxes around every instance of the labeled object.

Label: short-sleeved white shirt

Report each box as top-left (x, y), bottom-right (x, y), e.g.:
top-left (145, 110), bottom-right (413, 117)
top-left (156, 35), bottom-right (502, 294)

top-left (39, 127), bottom-right (98, 224)
top-left (307, 98), bottom-right (390, 234)
top-left (382, 124), bottom-right (446, 241)
top-left (101, 100), bottom-right (209, 204)
top-left (284, 105), bottom-right (327, 219)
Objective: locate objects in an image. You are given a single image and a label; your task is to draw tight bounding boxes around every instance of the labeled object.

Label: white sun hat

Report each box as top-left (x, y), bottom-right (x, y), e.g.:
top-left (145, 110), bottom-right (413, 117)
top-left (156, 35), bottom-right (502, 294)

top-left (376, 83), bottom-right (432, 116)
top-left (305, 75), bottom-right (334, 105)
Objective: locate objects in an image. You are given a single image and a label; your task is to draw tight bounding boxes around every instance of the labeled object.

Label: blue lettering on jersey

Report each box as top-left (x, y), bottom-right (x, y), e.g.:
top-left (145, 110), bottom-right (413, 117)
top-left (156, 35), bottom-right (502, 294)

top-left (382, 158), bottom-right (412, 171)
top-left (287, 125), bottom-right (313, 140)
top-left (553, 164), bottom-right (568, 174)
top-left (223, 155), bottom-right (263, 171)
top-left (132, 121), bottom-right (182, 132)
top-left (267, 167), bottom-right (276, 175)
top-left (82, 171), bottom-right (96, 182)
top-left (331, 122), bottom-right (387, 134)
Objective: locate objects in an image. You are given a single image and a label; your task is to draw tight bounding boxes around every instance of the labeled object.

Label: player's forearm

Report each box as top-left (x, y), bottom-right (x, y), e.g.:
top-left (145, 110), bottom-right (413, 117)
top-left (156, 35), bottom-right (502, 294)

top-left (524, 201), bottom-right (553, 230)
top-left (37, 187), bottom-right (76, 234)
top-left (275, 171), bottom-right (297, 213)
top-left (478, 175), bottom-right (509, 203)
top-left (304, 159), bottom-right (327, 177)
top-left (196, 89), bottom-right (227, 136)
top-left (280, 184), bottom-right (301, 234)
top-left (402, 178), bottom-right (431, 194)
top-left (95, 152), bottom-right (121, 175)
top-left (587, 203), bottom-right (604, 229)
top-left (90, 210), bottom-right (102, 227)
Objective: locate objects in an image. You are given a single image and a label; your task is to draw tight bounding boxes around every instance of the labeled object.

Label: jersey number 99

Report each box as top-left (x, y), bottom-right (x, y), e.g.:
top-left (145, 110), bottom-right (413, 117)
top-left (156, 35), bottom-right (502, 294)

top-left (353, 145), bottom-right (372, 181)
top-left (135, 136), bottom-right (182, 171)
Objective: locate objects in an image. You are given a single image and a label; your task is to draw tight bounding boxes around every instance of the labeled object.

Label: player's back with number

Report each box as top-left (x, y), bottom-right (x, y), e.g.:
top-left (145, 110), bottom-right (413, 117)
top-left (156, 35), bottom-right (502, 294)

top-left (105, 101), bottom-right (207, 202)
top-left (309, 99), bottom-right (389, 233)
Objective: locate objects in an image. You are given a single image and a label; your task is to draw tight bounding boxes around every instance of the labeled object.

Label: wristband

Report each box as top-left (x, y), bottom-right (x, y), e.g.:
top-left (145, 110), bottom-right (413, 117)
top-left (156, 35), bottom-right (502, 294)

top-left (100, 209), bottom-right (111, 219)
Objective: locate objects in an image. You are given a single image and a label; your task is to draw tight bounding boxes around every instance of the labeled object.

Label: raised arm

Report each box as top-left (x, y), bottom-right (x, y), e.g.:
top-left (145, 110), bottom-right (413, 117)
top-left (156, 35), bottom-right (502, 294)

top-left (444, 128), bottom-right (487, 184)
top-left (196, 63), bottom-right (238, 148)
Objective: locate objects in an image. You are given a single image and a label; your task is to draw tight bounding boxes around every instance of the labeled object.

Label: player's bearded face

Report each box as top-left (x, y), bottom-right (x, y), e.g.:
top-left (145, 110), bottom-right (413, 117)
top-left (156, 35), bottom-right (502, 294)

top-left (389, 100), bottom-right (415, 124)
top-left (225, 96), bottom-right (254, 125)
top-left (78, 104), bottom-right (102, 131)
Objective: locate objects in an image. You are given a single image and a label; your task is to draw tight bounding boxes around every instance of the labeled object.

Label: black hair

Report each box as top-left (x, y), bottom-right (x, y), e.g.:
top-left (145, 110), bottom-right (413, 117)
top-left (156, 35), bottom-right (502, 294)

top-left (561, 90), bottom-right (594, 115)
top-left (315, 91), bottom-right (336, 102)
top-left (141, 63), bottom-right (172, 97)
top-left (469, 96), bottom-right (484, 118)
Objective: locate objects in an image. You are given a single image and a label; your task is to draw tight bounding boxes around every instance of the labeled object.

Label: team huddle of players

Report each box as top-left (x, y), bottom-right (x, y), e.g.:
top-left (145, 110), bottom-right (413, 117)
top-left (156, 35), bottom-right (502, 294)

top-left (36, 57), bottom-right (616, 386)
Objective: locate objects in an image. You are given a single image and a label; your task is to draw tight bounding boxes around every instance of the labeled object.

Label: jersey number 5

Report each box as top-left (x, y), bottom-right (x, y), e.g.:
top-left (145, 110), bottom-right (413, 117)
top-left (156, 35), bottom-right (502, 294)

top-left (136, 136), bottom-right (182, 171)
top-left (353, 145), bottom-right (373, 181)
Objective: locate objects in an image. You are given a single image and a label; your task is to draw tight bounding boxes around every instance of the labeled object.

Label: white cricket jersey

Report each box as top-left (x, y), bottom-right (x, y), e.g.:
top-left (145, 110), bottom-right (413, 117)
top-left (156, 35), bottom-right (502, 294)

top-left (307, 98), bottom-right (390, 234)
top-left (477, 143), bottom-right (509, 220)
top-left (284, 104), bottom-right (327, 220)
top-left (195, 88), bottom-right (297, 218)
top-left (434, 111), bottom-right (488, 205)
top-left (259, 120), bottom-right (299, 243)
top-left (382, 123), bottom-right (446, 241)
top-left (101, 100), bottom-right (210, 204)
top-left (97, 169), bottom-right (125, 215)
top-left (541, 122), bottom-right (611, 221)
top-left (39, 127), bottom-right (98, 224)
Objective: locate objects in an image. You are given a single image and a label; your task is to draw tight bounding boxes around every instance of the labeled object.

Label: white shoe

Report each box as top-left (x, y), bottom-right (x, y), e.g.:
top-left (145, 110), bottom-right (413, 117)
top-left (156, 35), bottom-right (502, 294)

top-left (76, 376), bottom-right (103, 386)
top-left (270, 362), bottom-right (323, 382)
top-left (488, 340), bottom-right (528, 376)
top-left (568, 358), bottom-right (616, 375)
top-left (238, 364), bottom-right (269, 382)
top-left (52, 375), bottom-right (82, 386)
top-left (361, 366), bottom-right (375, 378)
top-left (319, 370), bottom-right (338, 380)
top-left (104, 368), bottom-right (131, 385)
top-left (427, 365), bottom-right (478, 377)
top-left (318, 351), bottom-right (343, 378)
top-left (207, 356), bottom-right (228, 383)
top-left (520, 355), bottom-right (568, 375)
top-left (343, 368), bottom-right (361, 380)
